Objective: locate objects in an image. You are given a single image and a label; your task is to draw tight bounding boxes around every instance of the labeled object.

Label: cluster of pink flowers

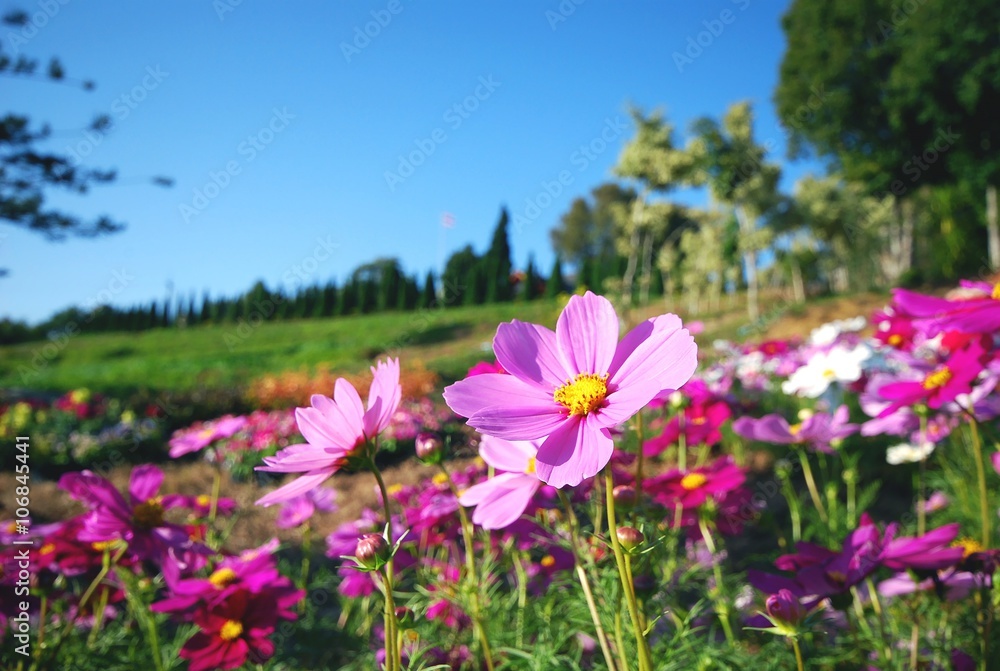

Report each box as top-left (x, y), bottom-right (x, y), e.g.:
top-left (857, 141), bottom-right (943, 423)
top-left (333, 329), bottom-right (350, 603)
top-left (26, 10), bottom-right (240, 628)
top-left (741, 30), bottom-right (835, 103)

top-left (0, 465), bottom-right (305, 671)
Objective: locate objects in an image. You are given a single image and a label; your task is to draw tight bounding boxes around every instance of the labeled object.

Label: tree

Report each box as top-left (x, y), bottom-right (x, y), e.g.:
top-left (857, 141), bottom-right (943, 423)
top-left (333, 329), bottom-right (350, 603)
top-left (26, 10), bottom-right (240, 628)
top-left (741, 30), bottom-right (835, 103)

top-left (544, 256), bottom-right (565, 298)
top-left (550, 182), bottom-right (635, 293)
top-left (613, 108), bottom-right (699, 305)
top-left (483, 207), bottom-right (513, 302)
top-left (689, 101), bottom-right (781, 320)
top-left (0, 12), bottom-right (171, 251)
top-left (774, 0), bottom-right (991, 279)
top-left (419, 271), bottom-right (437, 309)
top-left (442, 245), bottom-right (479, 307)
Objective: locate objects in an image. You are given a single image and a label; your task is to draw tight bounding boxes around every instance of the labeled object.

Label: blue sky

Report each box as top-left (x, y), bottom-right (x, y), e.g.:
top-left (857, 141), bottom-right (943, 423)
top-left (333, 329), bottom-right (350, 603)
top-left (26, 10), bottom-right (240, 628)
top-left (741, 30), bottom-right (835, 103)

top-left (3, 0), bottom-right (822, 324)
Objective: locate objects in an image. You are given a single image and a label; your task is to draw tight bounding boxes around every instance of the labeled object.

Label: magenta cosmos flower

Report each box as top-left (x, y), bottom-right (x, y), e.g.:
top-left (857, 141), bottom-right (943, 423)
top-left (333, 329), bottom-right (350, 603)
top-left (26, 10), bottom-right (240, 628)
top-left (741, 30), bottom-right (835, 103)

top-left (893, 280), bottom-right (1000, 335)
top-left (876, 342), bottom-right (984, 417)
top-left (733, 405), bottom-right (858, 454)
top-left (645, 456), bottom-right (746, 511)
top-left (58, 465), bottom-right (200, 564)
top-left (169, 415), bottom-right (248, 458)
top-left (255, 358), bottom-right (401, 506)
top-left (459, 436), bottom-right (543, 530)
top-left (444, 292), bottom-right (697, 488)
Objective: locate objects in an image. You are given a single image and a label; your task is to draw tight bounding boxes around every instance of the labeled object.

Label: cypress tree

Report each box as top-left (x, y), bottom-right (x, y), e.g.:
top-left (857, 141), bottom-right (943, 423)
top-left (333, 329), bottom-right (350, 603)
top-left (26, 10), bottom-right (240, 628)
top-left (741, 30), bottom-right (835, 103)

top-left (485, 207), bottom-right (513, 301)
top-left (544, 256), bottom-right (565, 299)
top-left (419, 271), bottom-right (437, 309)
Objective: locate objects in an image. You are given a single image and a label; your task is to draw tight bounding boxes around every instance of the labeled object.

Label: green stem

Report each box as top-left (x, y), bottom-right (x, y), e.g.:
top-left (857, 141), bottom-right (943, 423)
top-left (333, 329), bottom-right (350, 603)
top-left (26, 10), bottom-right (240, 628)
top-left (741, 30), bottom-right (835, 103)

top-left (698, 517), bottom-right (735, 645)
top-left (967, 415), bottom-right (991, 548)
top-left (440, 465), bottom-right (495, 671)
top-left (576, 565), bottom-right (619, 671)
top-left (634, 411), bottom-right (645, 523)
top-left (605, 469), bottom-right (653, 671)
top-left (917, 412), bottom-right (929, 535)
top-left (562, 493), bottom-right (617, 671)
top-left (677, 412), bottom-right (687, 472)
top-left (796, 450), bottom-right (828, 523)
top-left (779, 472), bottom-right (802, 543)
top-left (208, 466), bottom-right (222, 526)
top-left (371, 464), bottom-right (399, 671)
top-left (792, 638), bottom-right (805, 671)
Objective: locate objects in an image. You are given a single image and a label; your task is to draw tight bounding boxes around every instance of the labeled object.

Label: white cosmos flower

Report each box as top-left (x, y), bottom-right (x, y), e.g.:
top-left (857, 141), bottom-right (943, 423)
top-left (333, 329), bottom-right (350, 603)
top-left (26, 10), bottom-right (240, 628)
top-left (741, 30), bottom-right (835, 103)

top-left (781, 344), bottom-right (871, 398)
top-left (809, 316), bottom-right (868, 346)
top-left (886, 441), bottom-right (935, 465)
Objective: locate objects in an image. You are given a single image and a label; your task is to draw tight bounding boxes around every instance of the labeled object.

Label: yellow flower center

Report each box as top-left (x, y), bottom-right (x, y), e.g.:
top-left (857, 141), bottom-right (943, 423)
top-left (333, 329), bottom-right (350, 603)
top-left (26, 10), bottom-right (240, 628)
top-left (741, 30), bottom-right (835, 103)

top-left (827, 570), bottom-right (847, 585)
top-left (91, 540), bottom-right (120, 552)
top-left (887, 334), bottom-right (903, 346)
top-left (788, 423), bottom-right (803, 437)
top-left (5, 521), bottom-right (16, 533)
top-left (198, 428), bottom-right (216, 440)
top-left (691, 416), bottom-right (707, 425)
top-left (209, 567), bottom-right (237, 588)
top-left (923, 367), bottom-right (953, 390)
top-left (386, 483), bottom-right (404, 496)
top-left (525, 456), bottom-right (537, 475)
top-left (680, 473), bottom-right (707, 491)
top-left (822, 368), bottom-right (836, 379)
top-left (431, 473), bottom-right (449, 487)
top-left (40, 543), bottom-right (55, 555)
top-left (131, 499), bottom-right (165, 529)
top-left (540, 555), bottom-right (556, 568)
top-left (195, 495), bottom-right (211, 507)
top-left (952, 537), bottom-right (984, 558)
top-left (993, 282), bottom-right (1000, 300)
top-left (554, 373), bottom-right (609, 416)
top-left (219, 619), bottom-right (243, 641)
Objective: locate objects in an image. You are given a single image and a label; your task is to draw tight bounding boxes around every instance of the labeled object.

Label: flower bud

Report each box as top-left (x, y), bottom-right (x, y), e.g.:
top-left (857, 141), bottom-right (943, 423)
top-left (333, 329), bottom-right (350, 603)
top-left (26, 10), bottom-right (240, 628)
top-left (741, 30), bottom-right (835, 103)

top-left (355, 533), bottom-right (390, 570)
top-left (394, 606), bottom-right (414, 627)
top-left (415, 432), bottom-right (445, 464)
top-left (616, 526), bottom-right (644, 553)
top-left (765, 589), bottom-right (806, 628)
top-left (612, 485), bottom-right (637, 510)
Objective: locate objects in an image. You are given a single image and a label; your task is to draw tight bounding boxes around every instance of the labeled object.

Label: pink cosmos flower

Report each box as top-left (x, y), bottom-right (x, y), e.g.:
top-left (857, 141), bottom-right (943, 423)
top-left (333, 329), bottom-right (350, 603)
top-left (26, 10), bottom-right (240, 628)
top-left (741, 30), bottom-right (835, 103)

top-left (444, 292), bottom-right (697, 488)
top-left (733, 405), bottom-right (858, 454)
top-left (645, 456), bottom-right (746, 512)
top-left (169, 415), bottom-right (248, 458)
top-left (876, 342), bottom-right (984, 417)
top-left (178, 588), bottom-right (285, 671)
top-left (893, 280), bottom-right (1000, 335)
top-left (642, 399), bottom-right (731, 457)
top-left (255, 358), bottom-right (401, 506)
top-left (750, 514), bottom-right (886, 599)
top-left (459, 436), bottom-right (543, 530)
top-left (275, 487), bottom-right (338, 529)
top-left (58, 465), bottom-right (204, 565)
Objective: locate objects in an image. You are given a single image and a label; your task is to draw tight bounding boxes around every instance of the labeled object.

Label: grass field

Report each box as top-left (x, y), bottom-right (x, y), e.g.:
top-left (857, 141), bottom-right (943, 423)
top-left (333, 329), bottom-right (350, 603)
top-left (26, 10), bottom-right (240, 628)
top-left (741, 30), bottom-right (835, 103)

top-left (0, 291), bottom-right (890, 395)
top-left (0, 300), bottom-right (564, 394)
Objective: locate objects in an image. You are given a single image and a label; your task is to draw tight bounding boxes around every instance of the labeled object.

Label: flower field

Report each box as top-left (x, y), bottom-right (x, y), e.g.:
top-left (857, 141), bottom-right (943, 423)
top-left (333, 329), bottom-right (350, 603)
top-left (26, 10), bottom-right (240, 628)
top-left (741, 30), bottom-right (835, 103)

top-left (3, 284), bottom-right (1000, 671)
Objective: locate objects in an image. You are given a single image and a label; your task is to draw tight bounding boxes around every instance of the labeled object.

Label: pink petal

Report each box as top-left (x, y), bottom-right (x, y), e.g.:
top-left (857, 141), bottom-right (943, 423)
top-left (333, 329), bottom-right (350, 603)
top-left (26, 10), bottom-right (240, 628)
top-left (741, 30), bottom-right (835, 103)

top-left (333, 378), bottom-right (365, 437)
top-left (493, 320), bottom-right (569, 388)
top-left (464, 473), bottom-right (541, 530)
top-left (534, 415), bottom-right (613, 488)
top-left (609, 313), bottom-right (697, 392)
top-left (443, 373), bottom-right (554, 419)
top-left (459, 471), bottom-right (524, 506)
top-left (594, 378), bottom-right (663, 428)
top-left (468, 405), bottom-right (567, 440)
top-left (129, 465), bottom-right (164, 503)
top-left (367, 358), bottom-right (401, 434)
top-left (256, 470), bottom-right (335, 507)
top-left (258, 444), bottom-right (343, 473)
top-left (296, 403), bottom-right (354, 449)
top-left (556, 292), bottom-right (619, 375)
top-left (478, 435), bottom-right (537, 472)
